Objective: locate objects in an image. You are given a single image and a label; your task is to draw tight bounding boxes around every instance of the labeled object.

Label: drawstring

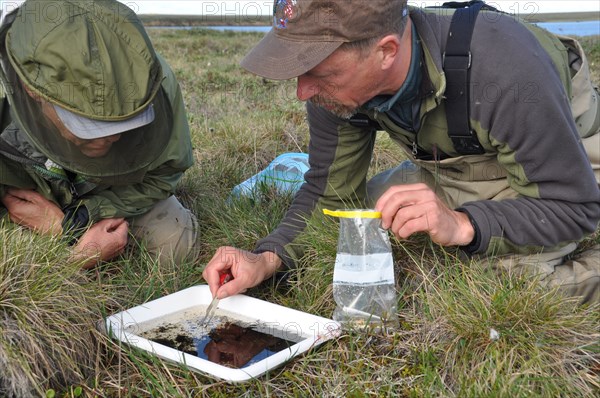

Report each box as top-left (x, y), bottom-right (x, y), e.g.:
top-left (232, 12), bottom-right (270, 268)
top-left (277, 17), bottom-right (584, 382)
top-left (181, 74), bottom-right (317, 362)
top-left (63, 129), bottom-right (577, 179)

top-left (432, 144), bottom-right (440, 190)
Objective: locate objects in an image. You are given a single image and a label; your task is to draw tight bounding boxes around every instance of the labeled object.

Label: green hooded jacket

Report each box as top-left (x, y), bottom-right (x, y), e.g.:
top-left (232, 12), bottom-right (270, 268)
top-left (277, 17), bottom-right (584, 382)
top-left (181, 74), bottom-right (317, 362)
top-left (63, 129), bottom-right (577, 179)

top-left (0, 0), bottom-right (193, 223)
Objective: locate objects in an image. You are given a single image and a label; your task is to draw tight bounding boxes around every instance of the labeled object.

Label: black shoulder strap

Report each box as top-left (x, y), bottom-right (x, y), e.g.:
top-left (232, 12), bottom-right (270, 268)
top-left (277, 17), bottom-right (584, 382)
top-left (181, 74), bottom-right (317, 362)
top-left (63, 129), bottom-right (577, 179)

top-left (350, 1), bottom-right (497, 156)
top-left (433, 0), bottom-right (500, 12)
top-left (442, 0), bottom-right (486, 154)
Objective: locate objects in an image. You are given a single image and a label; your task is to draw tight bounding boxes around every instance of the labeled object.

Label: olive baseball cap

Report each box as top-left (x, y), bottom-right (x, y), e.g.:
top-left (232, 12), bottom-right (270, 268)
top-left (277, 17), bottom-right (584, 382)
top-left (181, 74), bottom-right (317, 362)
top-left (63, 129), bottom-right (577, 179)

top-left (241, 0), bottom-right (408, 80)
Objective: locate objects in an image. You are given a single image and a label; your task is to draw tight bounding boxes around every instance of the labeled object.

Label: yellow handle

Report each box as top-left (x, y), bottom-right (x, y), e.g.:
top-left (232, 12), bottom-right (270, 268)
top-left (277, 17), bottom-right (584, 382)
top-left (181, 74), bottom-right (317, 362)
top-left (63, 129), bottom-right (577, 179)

top-left (323, 209), bottom-right (382, 219)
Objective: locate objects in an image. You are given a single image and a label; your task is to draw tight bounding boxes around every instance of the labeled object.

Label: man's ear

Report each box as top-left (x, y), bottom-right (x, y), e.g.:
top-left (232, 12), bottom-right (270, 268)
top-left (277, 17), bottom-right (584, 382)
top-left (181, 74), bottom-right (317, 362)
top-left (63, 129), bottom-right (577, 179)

top-left (377, 35), bottom-right (401, 70)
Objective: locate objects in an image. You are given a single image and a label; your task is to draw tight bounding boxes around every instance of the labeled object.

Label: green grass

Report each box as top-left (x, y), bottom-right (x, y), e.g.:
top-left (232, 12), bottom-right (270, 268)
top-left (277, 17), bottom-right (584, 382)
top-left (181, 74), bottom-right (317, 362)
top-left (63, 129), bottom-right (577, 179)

top-left (1, 28), bottom-right (599, 397)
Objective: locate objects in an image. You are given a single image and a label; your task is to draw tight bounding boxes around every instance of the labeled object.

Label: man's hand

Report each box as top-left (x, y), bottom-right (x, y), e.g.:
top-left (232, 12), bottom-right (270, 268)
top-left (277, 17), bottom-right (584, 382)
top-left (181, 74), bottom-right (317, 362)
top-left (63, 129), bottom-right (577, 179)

top-left (1, 188), bottom-right (64, 235)
top-left (71, 218), bottom-right (129, 269)
top-left (202, 247), bottom-right (282, 299)
top-left (375, 183), bottom-right (474, 246)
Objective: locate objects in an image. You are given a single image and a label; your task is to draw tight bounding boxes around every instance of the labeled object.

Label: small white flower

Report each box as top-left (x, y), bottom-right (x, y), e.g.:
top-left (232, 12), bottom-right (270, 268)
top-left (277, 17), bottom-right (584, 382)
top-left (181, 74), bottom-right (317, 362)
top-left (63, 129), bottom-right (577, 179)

top-left (489, 328), bottom-right (500, 341)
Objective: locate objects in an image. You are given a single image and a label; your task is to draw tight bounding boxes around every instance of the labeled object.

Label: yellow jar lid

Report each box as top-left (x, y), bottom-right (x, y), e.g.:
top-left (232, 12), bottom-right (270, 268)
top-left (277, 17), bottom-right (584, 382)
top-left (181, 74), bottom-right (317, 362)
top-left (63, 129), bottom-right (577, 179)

top-left (323, 209), bottom-right (382, 218)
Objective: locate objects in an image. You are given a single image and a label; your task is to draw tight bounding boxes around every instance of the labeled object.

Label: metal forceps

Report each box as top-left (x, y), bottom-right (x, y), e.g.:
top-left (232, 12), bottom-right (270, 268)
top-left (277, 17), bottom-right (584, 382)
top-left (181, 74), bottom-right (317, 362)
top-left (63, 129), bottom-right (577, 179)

top-left (200, 271), bottom-right (233, 327)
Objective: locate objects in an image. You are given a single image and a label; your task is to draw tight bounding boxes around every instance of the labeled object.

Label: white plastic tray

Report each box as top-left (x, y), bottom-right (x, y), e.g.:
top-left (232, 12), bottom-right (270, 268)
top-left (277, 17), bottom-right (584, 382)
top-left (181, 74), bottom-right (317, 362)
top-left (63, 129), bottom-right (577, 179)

top-left (103, 285), bottom-right (341, 382)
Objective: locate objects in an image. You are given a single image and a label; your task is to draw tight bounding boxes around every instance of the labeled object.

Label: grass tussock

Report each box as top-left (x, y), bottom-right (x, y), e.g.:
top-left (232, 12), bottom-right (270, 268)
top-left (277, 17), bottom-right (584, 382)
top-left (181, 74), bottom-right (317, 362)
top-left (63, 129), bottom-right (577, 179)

top-left (408, 257), bottom-right (600, 397)
top-left (0, 222), bottom-right (112, 397)
top-left (0, 27), bottom-right (599, 397)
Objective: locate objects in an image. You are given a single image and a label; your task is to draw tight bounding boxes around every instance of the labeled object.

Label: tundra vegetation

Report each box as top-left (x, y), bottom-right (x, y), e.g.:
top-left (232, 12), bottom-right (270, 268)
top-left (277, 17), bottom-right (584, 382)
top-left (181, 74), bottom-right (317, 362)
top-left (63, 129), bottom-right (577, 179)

top-left (0, 26), bottom-right (598, 398)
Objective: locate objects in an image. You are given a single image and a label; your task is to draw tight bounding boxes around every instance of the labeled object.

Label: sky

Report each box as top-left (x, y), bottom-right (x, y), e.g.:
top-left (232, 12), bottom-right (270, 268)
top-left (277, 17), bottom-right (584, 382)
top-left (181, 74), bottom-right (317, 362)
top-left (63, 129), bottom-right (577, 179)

top-left (1, 1), bottom-right (599, 17)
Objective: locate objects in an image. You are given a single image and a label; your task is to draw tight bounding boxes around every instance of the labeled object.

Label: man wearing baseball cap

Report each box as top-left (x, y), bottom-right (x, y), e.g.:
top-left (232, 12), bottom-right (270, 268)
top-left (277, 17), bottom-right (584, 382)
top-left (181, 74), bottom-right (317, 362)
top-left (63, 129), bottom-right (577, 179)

top-left (0, 0), bottom-right (197, 268)
top-left (204, 0), bottom-right (600, 304)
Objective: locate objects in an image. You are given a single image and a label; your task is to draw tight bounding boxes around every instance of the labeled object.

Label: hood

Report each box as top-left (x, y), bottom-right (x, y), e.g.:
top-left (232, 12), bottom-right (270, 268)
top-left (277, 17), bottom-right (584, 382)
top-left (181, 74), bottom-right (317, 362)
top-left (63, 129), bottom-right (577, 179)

top-left (0, 0), bottom-right (172, 183)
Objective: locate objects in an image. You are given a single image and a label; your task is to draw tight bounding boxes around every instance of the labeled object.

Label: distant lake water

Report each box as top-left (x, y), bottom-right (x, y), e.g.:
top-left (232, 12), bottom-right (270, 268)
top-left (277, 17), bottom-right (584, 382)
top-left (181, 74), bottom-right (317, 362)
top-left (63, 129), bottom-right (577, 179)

top-left (149, 21), bottom-right (600, 36)
top-left (537, 20), bottom-right (599, 36)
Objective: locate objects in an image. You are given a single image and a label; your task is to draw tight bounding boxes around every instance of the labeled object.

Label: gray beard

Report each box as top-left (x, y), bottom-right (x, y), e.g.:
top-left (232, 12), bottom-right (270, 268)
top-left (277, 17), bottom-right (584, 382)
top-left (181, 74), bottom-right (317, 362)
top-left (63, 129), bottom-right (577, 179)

top-left (309, 97), bottom-right (358, 120)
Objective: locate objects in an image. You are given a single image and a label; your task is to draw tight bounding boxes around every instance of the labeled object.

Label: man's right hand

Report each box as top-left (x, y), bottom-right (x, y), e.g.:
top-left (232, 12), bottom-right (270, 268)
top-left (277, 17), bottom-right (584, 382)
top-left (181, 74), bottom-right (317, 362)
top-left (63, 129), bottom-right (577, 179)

top-left (71, 218), bottom-right (129, 269)
top-left (202, 247), bottom-right (282, 299)
top-left (1, 188), bottom-right (64, 235)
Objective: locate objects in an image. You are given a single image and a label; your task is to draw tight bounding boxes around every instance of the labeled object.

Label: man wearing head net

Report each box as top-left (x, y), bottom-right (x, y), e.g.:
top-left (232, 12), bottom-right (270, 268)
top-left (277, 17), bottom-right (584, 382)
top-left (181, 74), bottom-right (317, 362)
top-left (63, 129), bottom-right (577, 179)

top-left (0, 0), bottom-right (197, 268)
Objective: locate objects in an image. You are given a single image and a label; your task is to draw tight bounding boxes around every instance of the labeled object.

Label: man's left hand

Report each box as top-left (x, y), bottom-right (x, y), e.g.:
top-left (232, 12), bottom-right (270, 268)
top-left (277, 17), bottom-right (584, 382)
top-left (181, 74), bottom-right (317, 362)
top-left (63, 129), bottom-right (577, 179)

top-left (375, 183), bottom-right (474, 246)
top-left (72, 218), bottom-right (129, 269)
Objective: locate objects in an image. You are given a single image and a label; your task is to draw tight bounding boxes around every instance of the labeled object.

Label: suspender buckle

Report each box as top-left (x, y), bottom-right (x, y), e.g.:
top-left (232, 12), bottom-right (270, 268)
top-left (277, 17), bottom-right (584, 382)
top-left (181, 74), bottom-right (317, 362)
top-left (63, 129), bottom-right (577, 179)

top-left (448, 129), bottom-right (484, 155)
top-left (442, 51), bottom-right (472, 69)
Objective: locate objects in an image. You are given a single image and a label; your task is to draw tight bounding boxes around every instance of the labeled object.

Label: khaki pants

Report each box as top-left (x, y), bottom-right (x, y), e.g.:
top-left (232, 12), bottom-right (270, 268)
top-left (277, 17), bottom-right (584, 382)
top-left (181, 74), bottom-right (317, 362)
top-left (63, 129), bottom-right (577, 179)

top-left (477, 243), bottom-right (599, 305)
top-left (129, 195), bottom-right (198, 265)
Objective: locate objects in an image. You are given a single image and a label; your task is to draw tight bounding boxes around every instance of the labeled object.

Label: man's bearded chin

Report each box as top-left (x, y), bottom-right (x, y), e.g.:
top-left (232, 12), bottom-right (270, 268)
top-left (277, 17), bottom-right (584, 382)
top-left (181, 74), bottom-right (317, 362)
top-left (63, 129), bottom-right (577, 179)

top-left (309, 96), bottom-right (358, 119)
